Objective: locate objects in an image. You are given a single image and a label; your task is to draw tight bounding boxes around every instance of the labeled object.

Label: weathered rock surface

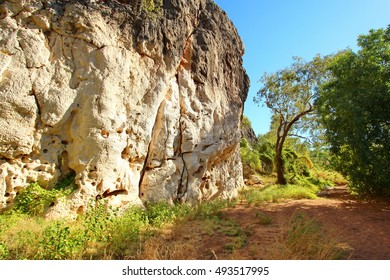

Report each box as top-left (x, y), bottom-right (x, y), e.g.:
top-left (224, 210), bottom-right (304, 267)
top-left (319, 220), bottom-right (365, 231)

top-left (0, 0), bottom-right (249, 218)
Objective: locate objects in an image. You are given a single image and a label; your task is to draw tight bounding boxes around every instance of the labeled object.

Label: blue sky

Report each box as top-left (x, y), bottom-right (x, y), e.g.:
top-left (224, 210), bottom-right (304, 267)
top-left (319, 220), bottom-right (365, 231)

top-left (214, 0), bottom-right (390, 135)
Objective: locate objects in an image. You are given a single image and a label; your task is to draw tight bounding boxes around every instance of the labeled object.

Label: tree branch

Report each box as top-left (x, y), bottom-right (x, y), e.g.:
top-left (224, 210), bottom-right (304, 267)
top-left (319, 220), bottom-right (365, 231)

top-left (287, 133), bottom-right (314, 144)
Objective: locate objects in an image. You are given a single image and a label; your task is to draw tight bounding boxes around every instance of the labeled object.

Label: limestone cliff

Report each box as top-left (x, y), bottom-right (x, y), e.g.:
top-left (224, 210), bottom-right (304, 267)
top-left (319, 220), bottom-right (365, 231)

top-left (0, 0), bottom-right (249, 217)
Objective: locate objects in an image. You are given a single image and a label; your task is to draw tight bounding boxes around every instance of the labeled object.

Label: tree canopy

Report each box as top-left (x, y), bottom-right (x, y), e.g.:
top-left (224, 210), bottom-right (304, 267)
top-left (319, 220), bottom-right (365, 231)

top-left (317, 28), bottom-right (390, 196)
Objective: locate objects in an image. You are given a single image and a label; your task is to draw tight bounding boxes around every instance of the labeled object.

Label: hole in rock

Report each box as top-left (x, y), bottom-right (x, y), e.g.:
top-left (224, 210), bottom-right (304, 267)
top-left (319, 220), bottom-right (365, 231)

top-left (4, 192), bottom-right (10, 197)
top-left (61, 140), bottom-right (68, 145)
top-left (43, 149), bottom-right (48, 153)
top-left (49, 202), bottom-right (55, 207)
top-left (121, 147), bottom-right (130, 159)
top-left (21, 156), bottom-right (29, 163)
top-left (101, 129), bottom-right (110, 138)
top-left (77, 206), bottom-right (84, 214)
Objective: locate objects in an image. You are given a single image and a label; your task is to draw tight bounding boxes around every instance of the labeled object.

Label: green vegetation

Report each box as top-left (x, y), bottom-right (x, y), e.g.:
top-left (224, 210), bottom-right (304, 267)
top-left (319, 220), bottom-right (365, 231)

top-left (254, 55), bottom-right (331, 185)
top-left (0, 196), bottom-right (232, 260)
top-left (317, 27), bottom-right (390, 196)
top-left (248, 26), bottom-right (389, 198)
top-left (240, 135), bottom-right (274, 176)
top-left (2, 21), bottom-right (386, 263)
top-left (12, 173), bottom-right (77, 216)
top-left (242, 184), bottom-right (318, 205)
top-left (141, 0), bottom-right (163, 14)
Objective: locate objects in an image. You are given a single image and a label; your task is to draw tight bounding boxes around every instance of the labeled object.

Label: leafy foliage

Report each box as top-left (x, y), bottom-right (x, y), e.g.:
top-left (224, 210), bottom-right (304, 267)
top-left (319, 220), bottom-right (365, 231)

top-left (240, 138), bottom-right (263, 175)
top-left (317, 28), bottom-right (390, 196)
top-left (240, 135), bottom-right (275, 176)
top-left (241, 115), bottom-right (252, 130)
top-left (35, 221), bottom-right (84, 260)
top-left (13, 173), bottom-right (77, 216)
top-left (141, 0), bottom-right (163, 14)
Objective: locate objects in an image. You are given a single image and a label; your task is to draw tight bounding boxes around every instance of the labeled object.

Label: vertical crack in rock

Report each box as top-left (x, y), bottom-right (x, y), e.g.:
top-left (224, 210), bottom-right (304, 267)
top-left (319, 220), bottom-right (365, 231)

top-left (138, 96), bottom-right (166, 196)
top-left (175, 72), bottom-right (189, 203)
top-left (173, 6), bottom-right (203, 202)
top-left (31, 89), bottom-right (42, 116)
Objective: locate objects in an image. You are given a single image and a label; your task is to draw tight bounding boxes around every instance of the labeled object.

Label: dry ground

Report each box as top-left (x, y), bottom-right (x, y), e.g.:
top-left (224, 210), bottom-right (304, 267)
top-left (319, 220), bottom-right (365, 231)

top-left (147, 186), bottom-right (390, 260)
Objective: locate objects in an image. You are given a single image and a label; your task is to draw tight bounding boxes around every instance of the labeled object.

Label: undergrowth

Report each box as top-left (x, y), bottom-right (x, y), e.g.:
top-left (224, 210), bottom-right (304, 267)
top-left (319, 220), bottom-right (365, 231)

top-left (0, 171), bottom-right (348, 260)
top-left (0, 197), bottom-right (233, 260)
top-left (12, 172), bottom-right (77, 216)
top-left (266, 213), bottom-right (348, 260)
top-left (141, 0), bottom-right (163, 15)
top-left (241, 168), bottom-right (347, 206)
top-left (242, 183), bottom-right (318, 206)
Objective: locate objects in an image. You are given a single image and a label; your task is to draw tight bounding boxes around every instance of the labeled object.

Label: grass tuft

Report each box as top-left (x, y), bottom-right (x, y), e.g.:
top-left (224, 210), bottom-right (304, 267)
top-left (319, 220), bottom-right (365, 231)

top-left (266, 213), bottom-right (348, 260)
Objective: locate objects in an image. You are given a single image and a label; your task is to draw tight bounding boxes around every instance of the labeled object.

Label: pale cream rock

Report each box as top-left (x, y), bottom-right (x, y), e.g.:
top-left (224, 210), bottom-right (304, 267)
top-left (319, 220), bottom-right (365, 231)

top-left (0, 0), bottom-right (249, 218)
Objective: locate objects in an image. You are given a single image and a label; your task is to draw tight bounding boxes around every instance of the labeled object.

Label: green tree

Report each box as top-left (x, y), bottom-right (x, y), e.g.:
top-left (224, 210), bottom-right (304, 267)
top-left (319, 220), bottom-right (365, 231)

top-left (317, 28), bottom-right (390, 196)
top-left (255, 56), bottom-right (330, 184)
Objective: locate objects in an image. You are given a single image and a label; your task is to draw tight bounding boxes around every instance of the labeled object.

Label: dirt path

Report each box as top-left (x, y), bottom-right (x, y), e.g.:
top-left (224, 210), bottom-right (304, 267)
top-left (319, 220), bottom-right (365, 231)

top-left (199, 186), bottom-right (390, 260)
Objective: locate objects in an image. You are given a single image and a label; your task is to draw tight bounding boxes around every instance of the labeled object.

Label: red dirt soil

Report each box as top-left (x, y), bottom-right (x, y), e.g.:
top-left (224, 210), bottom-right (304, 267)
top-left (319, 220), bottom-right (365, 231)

top-left (206, 186), bottom-right (390, 260)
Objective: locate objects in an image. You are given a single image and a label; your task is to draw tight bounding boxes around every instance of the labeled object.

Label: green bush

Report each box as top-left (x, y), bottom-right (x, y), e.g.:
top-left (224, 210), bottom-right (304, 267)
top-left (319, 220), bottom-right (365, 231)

top-left (146, 202), bottom-right (179, 226)
top-left (141, 0), bottom-right (163, 14)
top-left (241, 137), bottom-right (275, 175)
top-left (36, 221), bottom-right (85, 260)
top-left (13, 173), bottom-right (77, 216)
top-left (13, 183), bottom-right (57, 216)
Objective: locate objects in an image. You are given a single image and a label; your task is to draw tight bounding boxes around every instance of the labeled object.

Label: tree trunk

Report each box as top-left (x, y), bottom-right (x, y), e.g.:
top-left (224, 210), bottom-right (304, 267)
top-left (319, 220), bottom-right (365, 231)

top-left (273, 107), bottom-right (314, 185)
top-left (275, 148), bottom-right (287, 185)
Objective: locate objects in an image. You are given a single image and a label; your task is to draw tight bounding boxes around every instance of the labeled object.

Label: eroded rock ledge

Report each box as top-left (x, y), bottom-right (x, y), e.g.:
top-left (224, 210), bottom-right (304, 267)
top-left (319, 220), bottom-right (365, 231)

top-left (0, 0), bottom-right (249, 218)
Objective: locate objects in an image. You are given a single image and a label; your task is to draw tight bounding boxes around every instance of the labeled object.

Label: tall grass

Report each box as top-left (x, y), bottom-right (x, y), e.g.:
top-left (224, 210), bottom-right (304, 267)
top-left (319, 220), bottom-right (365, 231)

top-left (266, 213), bottom-right (348, 260)
top-left (0, 199), bottom-right (232, 260)
top-left (242, 184), bottom-right (318, 206)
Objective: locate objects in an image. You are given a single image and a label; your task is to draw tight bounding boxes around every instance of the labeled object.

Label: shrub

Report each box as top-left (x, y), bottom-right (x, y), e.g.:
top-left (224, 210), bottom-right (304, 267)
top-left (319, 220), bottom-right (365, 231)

top-left (35, 221), bottom-right (85, 260)
top-left (13, 173), bottom-right (77, 216)
top-left (146, 202), bottom-right (182, 227)
top-left (13, 183), bottom-right (57, 216)
top-left (141, 0), bottom-right (163, 14)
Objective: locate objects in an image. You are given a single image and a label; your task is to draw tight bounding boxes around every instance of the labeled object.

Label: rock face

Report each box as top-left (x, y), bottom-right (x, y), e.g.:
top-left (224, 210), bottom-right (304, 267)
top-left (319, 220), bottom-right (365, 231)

top-left (0, 0), bottom-right (249, 217)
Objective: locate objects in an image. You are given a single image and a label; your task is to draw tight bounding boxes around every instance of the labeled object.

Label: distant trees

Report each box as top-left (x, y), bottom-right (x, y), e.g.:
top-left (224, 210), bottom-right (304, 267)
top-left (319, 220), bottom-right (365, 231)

top-left (317, 28), bottom-right (390, 196)
top-left (248, 26), bottom-right (389, 196)
top-left (240, 117), bottom-right (274, 177)
top-left (254, 56), bottom-right (330, 184)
